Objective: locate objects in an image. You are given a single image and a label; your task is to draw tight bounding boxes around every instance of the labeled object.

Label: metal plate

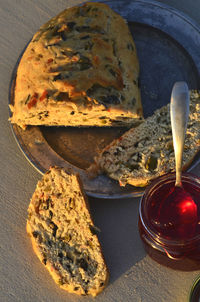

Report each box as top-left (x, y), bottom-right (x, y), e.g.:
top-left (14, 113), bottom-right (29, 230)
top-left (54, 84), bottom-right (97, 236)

top-left (9, 0), bottom-right (200, 198)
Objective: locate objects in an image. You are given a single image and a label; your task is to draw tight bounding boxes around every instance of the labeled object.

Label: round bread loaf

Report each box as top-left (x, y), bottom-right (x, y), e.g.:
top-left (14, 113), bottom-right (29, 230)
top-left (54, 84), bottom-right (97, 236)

top-left (10, 2), bottom-right (143, 129)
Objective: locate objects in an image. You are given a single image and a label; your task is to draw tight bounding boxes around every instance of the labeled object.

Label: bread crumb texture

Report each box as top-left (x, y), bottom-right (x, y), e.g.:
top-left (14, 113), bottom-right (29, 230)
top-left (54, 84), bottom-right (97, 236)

top-left (88, 90), bottom-right (200, 187)
top-left (10, 2), bottom-right (143, 129)
top-left (27, 167), bottom-right (109, 296)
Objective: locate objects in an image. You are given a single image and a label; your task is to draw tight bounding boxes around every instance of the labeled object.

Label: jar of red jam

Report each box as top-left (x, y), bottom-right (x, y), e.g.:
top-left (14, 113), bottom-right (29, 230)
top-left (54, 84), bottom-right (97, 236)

top-left (138, 172), bottom-right (200, 271)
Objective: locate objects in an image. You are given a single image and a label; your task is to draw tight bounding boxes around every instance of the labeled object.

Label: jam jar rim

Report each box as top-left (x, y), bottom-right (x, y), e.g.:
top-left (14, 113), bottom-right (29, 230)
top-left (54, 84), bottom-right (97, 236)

top-left (139, 172), bottom-right (200, 247)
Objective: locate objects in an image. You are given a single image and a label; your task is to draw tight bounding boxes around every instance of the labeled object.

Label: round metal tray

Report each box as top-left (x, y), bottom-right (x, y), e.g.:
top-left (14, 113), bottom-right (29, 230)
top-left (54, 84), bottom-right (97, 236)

top-left (9, 0), bottom-right (200, 198)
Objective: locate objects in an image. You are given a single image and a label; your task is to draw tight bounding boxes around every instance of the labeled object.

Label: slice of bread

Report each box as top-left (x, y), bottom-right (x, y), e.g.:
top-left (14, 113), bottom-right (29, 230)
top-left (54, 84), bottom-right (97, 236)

top-left (88, 90), bottom-right (200, 187)
top-left (26, 167), bottom-right (109, 296)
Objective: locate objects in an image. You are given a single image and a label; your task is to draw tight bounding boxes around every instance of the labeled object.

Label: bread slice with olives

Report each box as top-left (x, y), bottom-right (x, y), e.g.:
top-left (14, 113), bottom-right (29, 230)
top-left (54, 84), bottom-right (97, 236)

top-left (26, 166), bottom-right (109, 296)
top-left (88, 90), bottom-right (200, 187)
top-left (10, 2), bottom-right (143, 129)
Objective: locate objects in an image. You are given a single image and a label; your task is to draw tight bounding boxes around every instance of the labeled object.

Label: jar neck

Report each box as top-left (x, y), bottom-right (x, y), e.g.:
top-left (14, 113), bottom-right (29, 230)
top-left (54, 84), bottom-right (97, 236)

top-left (139, 214), bottom-right (200, 254)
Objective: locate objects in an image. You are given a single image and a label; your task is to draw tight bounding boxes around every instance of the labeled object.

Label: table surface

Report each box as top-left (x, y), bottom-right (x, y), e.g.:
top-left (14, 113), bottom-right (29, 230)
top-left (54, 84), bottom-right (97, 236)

top-left (1, 1), bottom-right (200, 302)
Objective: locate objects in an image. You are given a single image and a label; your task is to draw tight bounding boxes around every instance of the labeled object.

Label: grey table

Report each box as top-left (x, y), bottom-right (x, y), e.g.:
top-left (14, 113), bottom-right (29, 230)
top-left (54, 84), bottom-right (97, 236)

top-left (1, 1), bottom-right (200, 301)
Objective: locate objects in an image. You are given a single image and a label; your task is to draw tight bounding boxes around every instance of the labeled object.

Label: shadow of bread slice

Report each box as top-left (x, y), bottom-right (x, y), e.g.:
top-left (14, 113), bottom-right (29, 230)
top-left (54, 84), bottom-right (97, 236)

top-left (88, 91), bottom-right (200, 187)
top-left (10, 2), bottom-right (143, 129)
top-left (26, 167), bottom-right (109, 296)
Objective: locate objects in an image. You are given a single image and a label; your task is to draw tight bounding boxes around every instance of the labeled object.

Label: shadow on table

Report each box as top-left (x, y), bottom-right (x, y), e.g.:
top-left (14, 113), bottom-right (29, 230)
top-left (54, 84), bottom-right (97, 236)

top-left (88, 196), bottom-right (146, 284)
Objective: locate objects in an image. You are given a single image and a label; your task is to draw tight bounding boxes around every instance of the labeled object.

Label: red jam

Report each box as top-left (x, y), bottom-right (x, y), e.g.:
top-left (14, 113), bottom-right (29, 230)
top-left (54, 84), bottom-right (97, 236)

top-left (138, 172), bottom-right (200, 271)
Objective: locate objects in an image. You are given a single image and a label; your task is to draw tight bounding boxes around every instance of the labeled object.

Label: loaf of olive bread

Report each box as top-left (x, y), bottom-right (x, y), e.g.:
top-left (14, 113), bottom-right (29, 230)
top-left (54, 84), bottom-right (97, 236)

top-left (88, 91), bottom-right (200, 187)
top-left (26, 167), bottom-right (109, 296)
top-left (10, 2), bottom-right (143, 129)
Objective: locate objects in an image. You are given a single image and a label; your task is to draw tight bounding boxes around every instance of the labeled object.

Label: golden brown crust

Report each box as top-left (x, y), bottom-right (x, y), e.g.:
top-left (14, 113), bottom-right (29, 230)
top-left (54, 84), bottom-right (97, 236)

top-left (88, 91), bottom-right (200, 187)
top-left (26, 166), bottom-right (109, 296)
top-left (10, 2), bottom-right (143, 128)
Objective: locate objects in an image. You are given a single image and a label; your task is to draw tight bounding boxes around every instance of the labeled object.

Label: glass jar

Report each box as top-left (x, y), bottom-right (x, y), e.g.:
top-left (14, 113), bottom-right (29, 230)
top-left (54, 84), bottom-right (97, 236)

top-left (189, 276), bottom-right (200, 302)
top-left (138, 172), bottom-right (200, 271)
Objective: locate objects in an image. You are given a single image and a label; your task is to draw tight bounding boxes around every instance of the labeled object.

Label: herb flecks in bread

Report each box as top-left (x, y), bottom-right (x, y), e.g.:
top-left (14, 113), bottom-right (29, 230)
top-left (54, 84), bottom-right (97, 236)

top-left (88, 91), bottom-right (200, 187)
top-left (10, 2), bottom-right (143, 129)
top-left (27, 167), bottom-right (109, 296)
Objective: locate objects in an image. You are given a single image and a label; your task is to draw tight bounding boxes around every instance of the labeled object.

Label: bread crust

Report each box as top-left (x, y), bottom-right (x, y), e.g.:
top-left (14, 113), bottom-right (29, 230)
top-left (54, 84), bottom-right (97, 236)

top-left (88, 91), bottom-right (200, 187)
top-left (10, 2), bottom-right (143, 129)
top-left (27, 167), bottom-right (109, 296)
